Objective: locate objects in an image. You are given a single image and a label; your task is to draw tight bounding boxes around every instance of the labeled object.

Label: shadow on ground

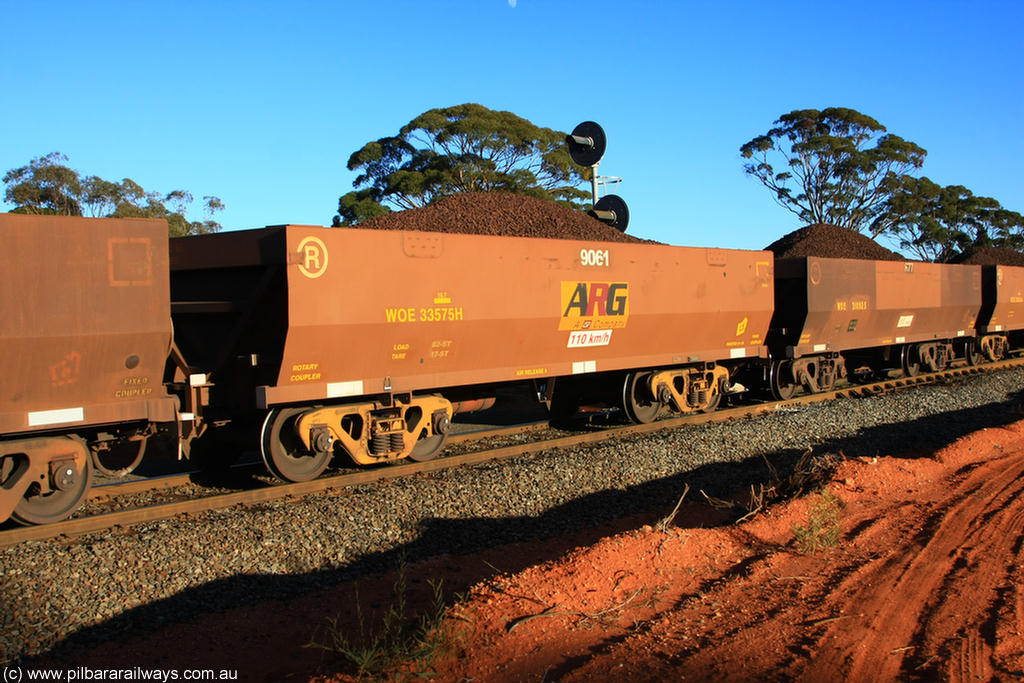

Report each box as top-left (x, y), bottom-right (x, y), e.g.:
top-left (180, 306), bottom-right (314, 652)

top-left (13, 387), bottom-right (1024, 680)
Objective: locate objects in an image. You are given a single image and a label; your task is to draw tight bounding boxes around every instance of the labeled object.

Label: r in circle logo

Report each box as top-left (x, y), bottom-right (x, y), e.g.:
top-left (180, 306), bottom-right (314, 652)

top-left (297, 236), bottom-right (329, 278)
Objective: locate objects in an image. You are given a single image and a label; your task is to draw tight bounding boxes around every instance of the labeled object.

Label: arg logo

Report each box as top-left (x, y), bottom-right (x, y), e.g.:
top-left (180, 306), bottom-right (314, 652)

top-left (559, 281), bottom-right (629, 331)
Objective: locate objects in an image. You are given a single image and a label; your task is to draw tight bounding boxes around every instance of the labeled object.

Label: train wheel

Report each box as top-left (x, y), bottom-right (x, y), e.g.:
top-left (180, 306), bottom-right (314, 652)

top-left (408, 432), bottom-right (447, 462)
top-left (261, 408), bottom-right (331, 483)
top-left (901, 346), bottom-right (921, 377)
top-left (10, 447), bottom-right (93, 526)
top-left (622, 371), bottom-right (661, 424)
top-left (769, 361), bottom-right (798, 401)
top-left (966, 342), bottom-right (985, 366)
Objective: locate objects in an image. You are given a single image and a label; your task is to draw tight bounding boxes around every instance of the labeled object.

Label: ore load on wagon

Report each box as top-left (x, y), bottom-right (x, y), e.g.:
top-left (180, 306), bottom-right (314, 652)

top-left (354, 192), bottom-right (651, 243)
top-left (765, 223), bottom-right (904, 261)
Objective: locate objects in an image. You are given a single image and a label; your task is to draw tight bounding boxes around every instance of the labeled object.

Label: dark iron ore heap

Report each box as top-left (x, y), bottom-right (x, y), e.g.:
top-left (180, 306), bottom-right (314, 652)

top-left (950, 246), bottom-right (1024, 267)
top-left (353, 198), bottom-right (1023, 267)
top-left (765, 223), bottom-right (904, 261)
top-left (352, 192), bottom-right (650, 243)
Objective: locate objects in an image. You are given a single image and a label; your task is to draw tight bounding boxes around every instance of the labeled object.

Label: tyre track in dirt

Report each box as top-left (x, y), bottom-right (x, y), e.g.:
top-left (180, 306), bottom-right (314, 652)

top-left (441, 425), bottom-right (1024, 683)
top-left (931, 462), bottom-right (1024, 683)
top-left (805, 446), bottom-right (1024, 682)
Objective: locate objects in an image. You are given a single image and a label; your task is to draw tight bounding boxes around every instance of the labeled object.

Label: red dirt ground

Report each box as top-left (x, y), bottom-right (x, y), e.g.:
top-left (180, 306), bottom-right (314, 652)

top-left (322, 421), bottom-right (1024, 682)
top-left (58, 421), bottom-right (1024, 682)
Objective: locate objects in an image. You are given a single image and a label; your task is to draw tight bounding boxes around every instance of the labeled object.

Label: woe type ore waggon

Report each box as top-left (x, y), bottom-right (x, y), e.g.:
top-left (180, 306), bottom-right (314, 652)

top-left (2, 212), bottom-right (1022, 525)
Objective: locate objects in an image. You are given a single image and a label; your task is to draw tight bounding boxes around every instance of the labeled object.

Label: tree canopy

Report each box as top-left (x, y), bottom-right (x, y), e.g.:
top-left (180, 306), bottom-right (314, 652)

top-left (740, 108), bottom-right (927, 236)
top-left (334, 103), bottom-right (590, 226)
top-left (3, 152), bottom-right (223, 236)
top-left (741, 107), bottom-right (1023, 261)
top-left (879, 176), bottom-right (1024, 261)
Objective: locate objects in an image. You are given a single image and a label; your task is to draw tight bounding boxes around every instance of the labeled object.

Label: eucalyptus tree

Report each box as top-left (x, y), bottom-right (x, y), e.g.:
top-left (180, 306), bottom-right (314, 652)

top-left (3, 153), bottom-right (223, 236)
top-left (334, 103), bottom-right (590, 226)
top-left (2, 152), bottom-right (83, 216)
top-left (740, 108), bottom-right (927, 236)
top-left (880, 176), bottom-right (1024, 261)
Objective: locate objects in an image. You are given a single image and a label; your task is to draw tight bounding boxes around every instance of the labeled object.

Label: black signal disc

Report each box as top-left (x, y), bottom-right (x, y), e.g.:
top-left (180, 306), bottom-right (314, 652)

top-left (566, 121), bottom-right (606, 167)
top-left (589, 194), bottom-right (630, 233)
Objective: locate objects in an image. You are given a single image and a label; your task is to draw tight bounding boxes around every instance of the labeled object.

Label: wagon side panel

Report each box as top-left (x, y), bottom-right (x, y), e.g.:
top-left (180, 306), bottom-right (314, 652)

top-left (261, 228), bottom-right (774, 406)
top-left (0, 214), bottom-right (176, 436)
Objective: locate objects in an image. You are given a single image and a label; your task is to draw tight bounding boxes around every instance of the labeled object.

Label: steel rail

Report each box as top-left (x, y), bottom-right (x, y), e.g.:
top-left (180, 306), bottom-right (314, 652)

top-left (83, 421), bottom-right (549, 502)
top-left (3, 357), bottom-right (1022, 547)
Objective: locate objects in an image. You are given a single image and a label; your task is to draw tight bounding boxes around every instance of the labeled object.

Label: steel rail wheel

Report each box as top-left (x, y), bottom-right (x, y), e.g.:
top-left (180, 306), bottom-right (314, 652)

top-left (9, 448), bottom-right (92, 526)
top-left (261, 408), bottom-right (332, 483)
top-left (901, 345), bottom-right (921, 377)
top-left (966, 341), bottom-right (985, 367)
top-left (622, 371), bottom-right (661, 424)
top-left (769, 360), bottom-right (798, 400)
top-left (408, 432), bottom-right (447, 462)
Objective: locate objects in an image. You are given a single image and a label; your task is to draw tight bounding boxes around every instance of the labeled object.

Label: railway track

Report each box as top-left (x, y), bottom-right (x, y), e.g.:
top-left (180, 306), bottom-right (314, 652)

top-left (3, 357), bottom-right (1021, 547)
top-left (82, 420), bottom-right (548, 502)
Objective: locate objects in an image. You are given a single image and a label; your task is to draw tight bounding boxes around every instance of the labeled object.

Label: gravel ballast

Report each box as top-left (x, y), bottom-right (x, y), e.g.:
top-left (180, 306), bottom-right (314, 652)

top-left (4, 368), bottom-right (1024, 663)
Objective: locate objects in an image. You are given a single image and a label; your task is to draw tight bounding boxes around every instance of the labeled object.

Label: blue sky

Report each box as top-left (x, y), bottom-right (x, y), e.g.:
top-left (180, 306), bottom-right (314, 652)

top-left (2, 0), bottom-right (1021, 251)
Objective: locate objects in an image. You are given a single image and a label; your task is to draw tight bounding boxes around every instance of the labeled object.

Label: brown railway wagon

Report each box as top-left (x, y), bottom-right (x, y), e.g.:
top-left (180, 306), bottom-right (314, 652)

top-left (768, 257), bottom-right (981, 397)
top-left (170, 226), bottom-right (774, 477)
top-left (0, 215), bottom-right (181, 524)
top-left (976, 264), bottom-right (1024, 360)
